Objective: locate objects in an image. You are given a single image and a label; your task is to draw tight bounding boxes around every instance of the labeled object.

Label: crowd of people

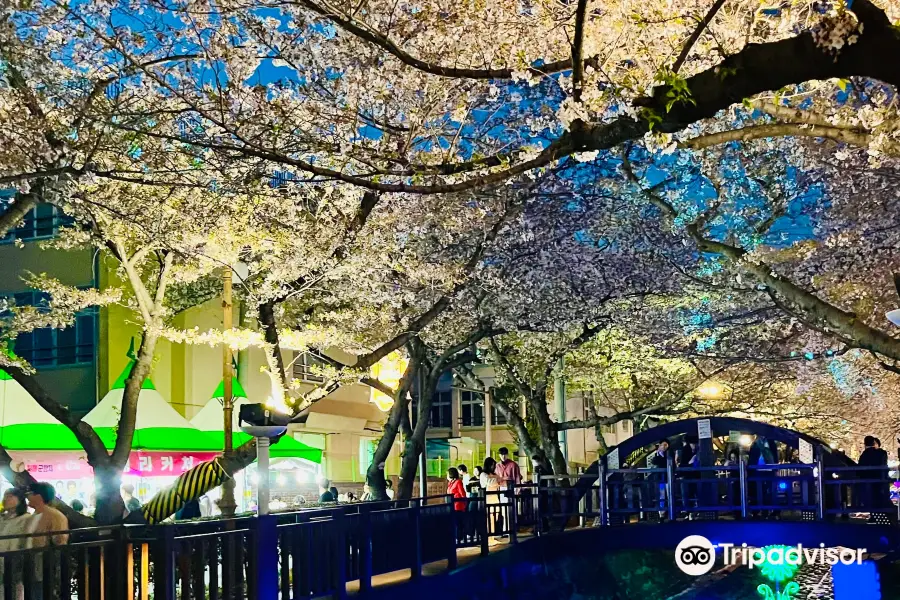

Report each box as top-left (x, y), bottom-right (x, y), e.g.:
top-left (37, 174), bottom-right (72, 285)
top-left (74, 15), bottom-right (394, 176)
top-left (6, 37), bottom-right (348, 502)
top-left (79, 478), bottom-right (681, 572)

top-left (0, 482), bottom-right (70, 600)
top-left (608, 433), bottom-right (896, 523)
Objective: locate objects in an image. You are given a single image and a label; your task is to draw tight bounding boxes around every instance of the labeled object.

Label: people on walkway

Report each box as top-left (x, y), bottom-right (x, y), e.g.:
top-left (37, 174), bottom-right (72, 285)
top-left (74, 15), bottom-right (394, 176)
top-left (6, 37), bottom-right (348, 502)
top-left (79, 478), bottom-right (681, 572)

top-left (749, 436), bottom-right (778, 519)
top-left (0, 488), bottom-right (31, 600)
top-left (360, 483), bottom-right (374, 502)
top-left (480, 458), bottom-right (505, 540)
top-left (650, 439), bottom-right (669, 520)
top-left (317, 478), bottom-right (336, 502)
top-left (678, 436), bottom-right (699, 518)
top-left (495, 447), bottom-right (522, 489)
top-left (121, 483), bottom-right (141, 514)
top-left (457, 464), bottom-right (471, 489)
top-left (859, 435), bottom-right (890, 522)
top-left (26, 482), bottom-right (68, 600)
top-left (176, 499), bottom-right (202, 520)
top-left (447, 468), bottom-right (466, 511)
top-left (385, 479), bottom-right (395, 500)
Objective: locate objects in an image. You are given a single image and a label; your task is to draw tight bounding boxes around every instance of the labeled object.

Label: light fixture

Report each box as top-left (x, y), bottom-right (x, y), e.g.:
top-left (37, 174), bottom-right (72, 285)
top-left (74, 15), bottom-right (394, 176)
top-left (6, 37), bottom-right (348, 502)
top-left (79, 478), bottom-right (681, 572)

top-left (697, 381), bottom-right (727, 399)
top-left (740, 435), bottom-right (753, 448)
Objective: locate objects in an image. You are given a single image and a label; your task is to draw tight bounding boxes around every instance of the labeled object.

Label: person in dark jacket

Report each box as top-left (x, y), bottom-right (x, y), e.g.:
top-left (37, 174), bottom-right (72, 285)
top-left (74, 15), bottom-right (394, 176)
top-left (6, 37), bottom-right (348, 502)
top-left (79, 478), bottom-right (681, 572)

top-left (858, 435), bottom-right (890, 521)
top-left (748, 436), bottom-right (778, 518)
top-left (678, 437), bottom-right (700, 518)
top-left (650, 440), bottom-right (669, 520)
top-left (176, 499), bottom-right (201, 520)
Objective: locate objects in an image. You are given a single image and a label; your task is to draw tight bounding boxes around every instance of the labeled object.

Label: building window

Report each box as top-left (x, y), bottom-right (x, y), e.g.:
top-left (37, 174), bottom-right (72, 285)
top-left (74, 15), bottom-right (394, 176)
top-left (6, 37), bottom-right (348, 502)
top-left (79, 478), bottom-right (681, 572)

top-left (293, 351), bottom-right (328, 383)
top-left (460, 390), bottom-right (508, 426)
top-left (0, 196), bottom-right (74, 244)
top-left (620, 420), bottom-right (632, 433)
top-left (2, 291), bottom-right (95, 367)
top-left (429, 390), bottom-right (452, 428)
top-left (601, 423), bottom-right (616, 434)
top-left (460, 390), bottom-right (484, 427)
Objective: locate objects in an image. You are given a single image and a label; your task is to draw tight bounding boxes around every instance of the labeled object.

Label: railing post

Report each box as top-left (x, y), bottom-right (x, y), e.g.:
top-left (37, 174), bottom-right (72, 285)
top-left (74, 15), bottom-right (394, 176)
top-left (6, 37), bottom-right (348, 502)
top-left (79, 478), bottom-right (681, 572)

top-left (534, 480), bottom-right (544, 538)
top-left (739, 459), bottom-right (748, 519)
top-left (333, 508), bottom-right (349, 600)
top-left (250, 515), bottom-right (279, 600)
top-left (447, 496), bottom-right (458, 570)
top-left (666, 454), bottom-right (676, 522)
top-left (411, 499), bottom-right (423, 579)
top-left (359, 504), bottom-right (373, 592)
top-left (158, 526), bottom-right (176, 600)
top-left (599, 461), bottom-right (609, 526)
top-left (508, 484), bottom-right (518, 544)
top-left (816, 453), bottom-right (826, 520)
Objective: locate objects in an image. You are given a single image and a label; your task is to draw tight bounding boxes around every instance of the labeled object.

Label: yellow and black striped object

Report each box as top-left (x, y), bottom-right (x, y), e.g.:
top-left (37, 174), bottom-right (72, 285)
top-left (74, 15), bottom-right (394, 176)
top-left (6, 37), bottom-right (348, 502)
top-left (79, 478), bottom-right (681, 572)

top-left (141, 458), bottom-right (229, 524)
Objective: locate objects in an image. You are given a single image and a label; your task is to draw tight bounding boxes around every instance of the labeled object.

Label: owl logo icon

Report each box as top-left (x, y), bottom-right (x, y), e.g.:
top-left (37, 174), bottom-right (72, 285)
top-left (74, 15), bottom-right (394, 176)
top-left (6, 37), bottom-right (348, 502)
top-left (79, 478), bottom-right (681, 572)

top-left (675, 535), bottom-right (716, 576)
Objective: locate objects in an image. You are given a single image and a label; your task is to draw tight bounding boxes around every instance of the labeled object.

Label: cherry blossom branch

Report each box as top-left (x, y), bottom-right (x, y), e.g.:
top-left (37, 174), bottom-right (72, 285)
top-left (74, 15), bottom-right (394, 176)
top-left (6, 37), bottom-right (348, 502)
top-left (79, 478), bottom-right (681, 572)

top-left (682, 122), bottom-right (900, 155)
top-left (672, 0), bottom-right (729, 74)
top-left (571, 0), bottom-right (591, 103)
top-left (623, 155), bottom-right (900, 364)
top-left (290, 0), bottom-right (595, 80)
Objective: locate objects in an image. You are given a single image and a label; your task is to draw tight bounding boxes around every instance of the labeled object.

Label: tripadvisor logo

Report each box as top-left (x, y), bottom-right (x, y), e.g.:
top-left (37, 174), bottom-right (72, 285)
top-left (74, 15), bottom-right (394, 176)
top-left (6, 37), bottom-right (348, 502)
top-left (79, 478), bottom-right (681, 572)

top-left (675, 535), bottom-right (867, 576)
top-left (675, 535), bottom-right (716, 576)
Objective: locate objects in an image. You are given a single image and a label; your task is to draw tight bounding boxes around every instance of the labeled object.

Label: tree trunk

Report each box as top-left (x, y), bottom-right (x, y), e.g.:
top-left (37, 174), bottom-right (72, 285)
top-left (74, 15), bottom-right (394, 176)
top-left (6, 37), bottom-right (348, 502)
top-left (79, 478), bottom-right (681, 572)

top-left (365, 342), bottom-right (422, 500)
top-left (396, 366), bottom-right (440, 499)
top-left (111, 333), bottom-right (158, 466)
top-left (92, 463), bottom-right (127, 525)
top-left (530, 393), bottom-right (569, 479)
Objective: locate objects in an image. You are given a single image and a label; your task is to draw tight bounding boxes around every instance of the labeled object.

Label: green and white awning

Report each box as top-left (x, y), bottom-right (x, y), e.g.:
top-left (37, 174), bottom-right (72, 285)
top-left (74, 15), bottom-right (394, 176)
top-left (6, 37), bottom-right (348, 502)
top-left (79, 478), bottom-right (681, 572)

top-left (0, 366), bottom-right (83, 451)
top-left (83, 360), bottom-right (219, 452)
top-left (190, 378), bottom-right (322, 463)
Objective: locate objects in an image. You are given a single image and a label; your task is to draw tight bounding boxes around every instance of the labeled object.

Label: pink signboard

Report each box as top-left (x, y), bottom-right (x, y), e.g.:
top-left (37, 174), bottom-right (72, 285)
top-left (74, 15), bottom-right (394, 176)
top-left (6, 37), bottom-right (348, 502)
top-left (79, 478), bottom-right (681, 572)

top-left (124, 452), bottom-right (218, 476)
top-left (13, 451), bottom-right (218, 480)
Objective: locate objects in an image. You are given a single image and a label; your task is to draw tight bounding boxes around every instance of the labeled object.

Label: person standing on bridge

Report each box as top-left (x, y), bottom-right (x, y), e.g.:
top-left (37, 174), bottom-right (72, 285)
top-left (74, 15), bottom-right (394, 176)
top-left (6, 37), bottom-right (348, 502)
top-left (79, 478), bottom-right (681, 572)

top-left (496, 447), bottom-right (522, 490)
top-left (859, 435), bottom-right (890, 523)
top-left (650, 440), bottom-right (670, 521)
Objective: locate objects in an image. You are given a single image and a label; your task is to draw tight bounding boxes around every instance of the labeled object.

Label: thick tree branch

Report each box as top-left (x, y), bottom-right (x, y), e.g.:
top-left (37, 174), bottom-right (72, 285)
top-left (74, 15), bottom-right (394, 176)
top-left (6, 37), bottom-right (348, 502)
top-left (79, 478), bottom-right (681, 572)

top-left (571, 0), bottom-right (591, 103)
top-left (3, 365), bottom-right (108, 463)
top-left (682, 122), bottom-right (900, 155)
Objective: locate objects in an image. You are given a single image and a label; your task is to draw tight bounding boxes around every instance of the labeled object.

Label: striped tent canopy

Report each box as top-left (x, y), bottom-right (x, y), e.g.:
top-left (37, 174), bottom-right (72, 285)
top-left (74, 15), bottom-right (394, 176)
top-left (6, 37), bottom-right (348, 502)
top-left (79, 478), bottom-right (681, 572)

top-left (190, 378), bottom-right (322, 463)
top-left (84, 359), bottom-right (219, 452)
top-left (0, 354), bottom-right (83, 450)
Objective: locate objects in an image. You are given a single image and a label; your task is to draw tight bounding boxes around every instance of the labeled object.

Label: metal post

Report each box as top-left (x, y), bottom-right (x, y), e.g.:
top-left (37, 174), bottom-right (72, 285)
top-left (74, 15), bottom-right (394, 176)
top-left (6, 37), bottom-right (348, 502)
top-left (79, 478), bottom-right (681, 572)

top-left (738, 458), bottom-right (748, 519)
top-left (816, 452), bottom-right (826, 520)
top-left (417, 368), bottom-right (427, 499)
top-left (257, 437), bottom-right (271, 515)
top-left (484, 390), bottom-right (493, 460)
top-left (599, 461), bottom-right (608, 526)
top-left (508, 484), bottom-right (518, 544)
top-left (666, 453), bottom-right (676, 522)
top-left (598, 458), bottom-right (609, 526)
top-left (554, 358), bottom-right (567, 461)
top-left (411, 499), bottom-right (423, 578)
top-left (220, 267), bottom-right (237, 517)
top-left (359, 505), bottom-right (373, 592)
top-left (252, 515), bottom-right (279, 600)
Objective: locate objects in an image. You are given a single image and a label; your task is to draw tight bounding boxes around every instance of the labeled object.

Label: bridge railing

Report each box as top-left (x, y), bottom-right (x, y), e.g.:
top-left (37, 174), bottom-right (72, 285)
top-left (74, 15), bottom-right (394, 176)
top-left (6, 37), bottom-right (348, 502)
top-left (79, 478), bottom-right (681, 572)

top-left (1, 463), bottom-right (896, 599)
top-left (822, 465), bottom-right (897, 519)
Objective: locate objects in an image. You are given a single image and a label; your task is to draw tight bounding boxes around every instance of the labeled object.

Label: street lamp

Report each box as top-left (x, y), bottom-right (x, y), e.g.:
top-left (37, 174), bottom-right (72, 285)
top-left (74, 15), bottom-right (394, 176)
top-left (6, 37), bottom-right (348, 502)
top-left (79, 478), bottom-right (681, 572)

top-left (220, 261), bottom-right (249, 517)
top-left (240, 403), bottom-right (290, 516)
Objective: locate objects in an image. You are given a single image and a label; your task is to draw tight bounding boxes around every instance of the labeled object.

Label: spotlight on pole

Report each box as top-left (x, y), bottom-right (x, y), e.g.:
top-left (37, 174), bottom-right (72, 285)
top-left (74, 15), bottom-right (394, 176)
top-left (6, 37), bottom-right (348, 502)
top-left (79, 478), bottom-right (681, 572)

top-left (239, 403), bottom-right (289, 516)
